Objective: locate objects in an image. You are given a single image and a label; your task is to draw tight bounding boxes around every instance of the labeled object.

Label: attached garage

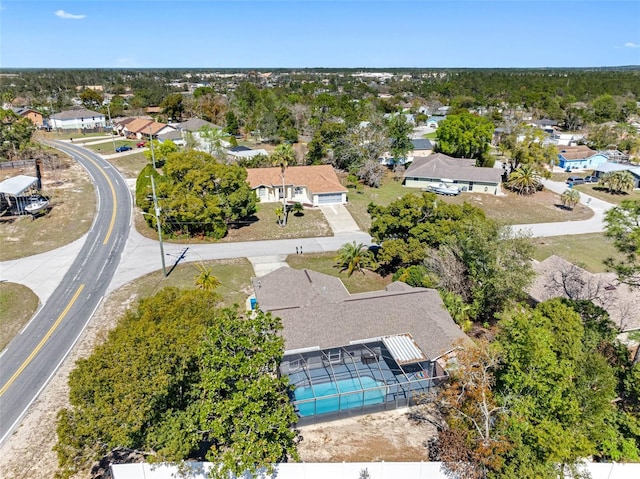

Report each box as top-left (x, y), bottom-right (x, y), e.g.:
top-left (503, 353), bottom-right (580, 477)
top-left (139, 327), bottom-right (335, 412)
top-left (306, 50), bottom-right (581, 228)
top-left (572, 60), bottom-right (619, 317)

top-left (317, 193), bottom-right (344, 204)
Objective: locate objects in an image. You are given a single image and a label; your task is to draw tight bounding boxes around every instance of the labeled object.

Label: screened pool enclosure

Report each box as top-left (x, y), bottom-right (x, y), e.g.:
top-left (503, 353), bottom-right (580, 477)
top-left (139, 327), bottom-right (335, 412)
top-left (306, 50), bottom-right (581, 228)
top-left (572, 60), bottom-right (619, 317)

top-left (280, 335), bottom-right (448, 424)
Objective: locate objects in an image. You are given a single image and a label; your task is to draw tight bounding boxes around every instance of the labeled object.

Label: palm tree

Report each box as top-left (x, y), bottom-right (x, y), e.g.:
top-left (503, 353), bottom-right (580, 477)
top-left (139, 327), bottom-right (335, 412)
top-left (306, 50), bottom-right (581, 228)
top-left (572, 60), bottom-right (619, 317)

top-left (334, 241), bottom-right (376, 277)
top-left (274, 205), bottom-right (284, 225)
top-left (271, 143), bottom-right (296, 226)
top-left (560, 188), bottom-right (581, 210)
top-left (194, 264), bottom-right (221, 291)
top-left (506, 164), bottom-right (543, 195)
top-left (292, 202), bottom-right (304, 216)
top-left (601, 170), bottom-right (635, 194)
top-left (615, 171), bottom-right (635, 193)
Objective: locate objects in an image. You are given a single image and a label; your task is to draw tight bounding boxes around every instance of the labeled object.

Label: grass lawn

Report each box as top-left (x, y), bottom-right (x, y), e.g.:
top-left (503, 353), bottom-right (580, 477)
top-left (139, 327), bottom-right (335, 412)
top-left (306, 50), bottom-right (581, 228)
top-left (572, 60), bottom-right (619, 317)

top-left (345, 172), bottom-right (408, 231)
top-left (124, 257), bottom-right (255, 309)
top-left (82, 139), bottom-right (137, 154)
top-left (133, 202), bottom-right (333, 244)
top-left (107, 152), bottom-right (150, 179)
top-left (286, 252), bottom-right (392, 293)
top-left (346, 172), bottom-right (593, 230)
top-left (0, 159), bottom-right (96, 261)
top-left (0, 282), bottom-right (39, 351)
top-left (574, 183), bottom-right (640, 205)
top-left (439, 188), bottom-right (593, 225)
top-left (423, 131), bottom-right (438, 139)
top-left (531, 233), bottom-right (622, 273)
top-left (42, 131), bottom-right (113, 141)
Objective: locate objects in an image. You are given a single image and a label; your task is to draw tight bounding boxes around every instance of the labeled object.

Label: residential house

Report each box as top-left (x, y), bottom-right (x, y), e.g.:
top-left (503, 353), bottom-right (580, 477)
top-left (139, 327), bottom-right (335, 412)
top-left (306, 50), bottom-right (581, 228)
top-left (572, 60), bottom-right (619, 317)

top-left (426, 115), bottom-right (446, 129)
top-left (557, 145), bottom-right (608, 170)
top-left (156, 129), bottom-right (186, 146)
top-left (410, 139), bottom-right (434, 158)
top-left (528, 255), bottom-right (640, 332)
top-left (177, 118), bottom-right (225, 151)
top-left (403, 153), bottom-right (503, 194)
top-left (227, 145), bottom-right (269, 161)
top-left (121, 118), bottom-right (176, 140)
top-left (49, 108), bottom-right (106, 130)
top-left (246, 164), bottom-right (347, 206)
top-left (12, 107), bottom-right (44, 127)
top-left (593, 162), bottom-right (640, 189)
top-left (251, 267), bottom-right (469, 422)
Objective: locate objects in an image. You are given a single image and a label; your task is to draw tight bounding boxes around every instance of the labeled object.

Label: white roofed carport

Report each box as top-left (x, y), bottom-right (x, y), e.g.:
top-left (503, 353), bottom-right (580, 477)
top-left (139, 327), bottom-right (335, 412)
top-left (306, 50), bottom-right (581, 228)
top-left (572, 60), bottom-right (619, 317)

top-left (0, 175), bottom-right (38, 195)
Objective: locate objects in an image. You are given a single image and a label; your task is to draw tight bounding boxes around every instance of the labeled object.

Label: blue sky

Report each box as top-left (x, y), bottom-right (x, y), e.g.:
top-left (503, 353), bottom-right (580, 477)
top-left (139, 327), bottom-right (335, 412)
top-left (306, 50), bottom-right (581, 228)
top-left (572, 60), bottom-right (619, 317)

top-left (1, 1), bottom-right (639, 68)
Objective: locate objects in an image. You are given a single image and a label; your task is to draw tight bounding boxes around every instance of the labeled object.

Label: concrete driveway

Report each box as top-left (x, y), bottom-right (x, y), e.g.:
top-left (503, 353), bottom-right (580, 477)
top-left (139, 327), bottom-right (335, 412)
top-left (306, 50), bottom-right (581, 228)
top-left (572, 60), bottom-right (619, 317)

top-left (319, 204), bottom-right (361, 234)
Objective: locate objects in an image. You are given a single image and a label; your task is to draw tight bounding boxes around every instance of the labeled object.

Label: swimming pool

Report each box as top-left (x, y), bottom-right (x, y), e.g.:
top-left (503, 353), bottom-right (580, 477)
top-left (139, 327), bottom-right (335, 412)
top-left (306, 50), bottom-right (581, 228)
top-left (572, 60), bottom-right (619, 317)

top-left (294, 376), bottom-right (387, 417)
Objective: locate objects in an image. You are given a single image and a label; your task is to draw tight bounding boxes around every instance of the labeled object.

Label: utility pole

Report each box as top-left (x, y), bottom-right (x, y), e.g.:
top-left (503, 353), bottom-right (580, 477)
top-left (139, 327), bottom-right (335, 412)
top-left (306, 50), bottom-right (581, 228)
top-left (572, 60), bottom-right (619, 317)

top-left (149, 126), bottom-right (156, 168)
top-left (149, 175), bottom-right (167, 276)
top-left (106, 103), bottom-right (117, 152)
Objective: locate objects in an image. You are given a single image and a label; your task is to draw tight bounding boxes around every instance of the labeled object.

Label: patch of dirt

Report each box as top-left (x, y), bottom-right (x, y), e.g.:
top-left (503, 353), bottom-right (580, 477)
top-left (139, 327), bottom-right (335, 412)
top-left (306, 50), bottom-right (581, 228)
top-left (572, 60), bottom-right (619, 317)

top-left (297, 407), bottom-right (438, 462)
top-left (0, 284), bottom-right (141, 479)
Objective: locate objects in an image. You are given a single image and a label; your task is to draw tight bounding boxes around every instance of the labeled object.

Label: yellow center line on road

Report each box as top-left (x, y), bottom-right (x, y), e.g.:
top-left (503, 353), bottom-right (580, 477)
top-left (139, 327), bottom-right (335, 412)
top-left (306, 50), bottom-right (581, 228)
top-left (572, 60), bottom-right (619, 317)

top-left (65, 144), bottom-right (118, 245)
top-left (0, 284), bottom-right (85, 397)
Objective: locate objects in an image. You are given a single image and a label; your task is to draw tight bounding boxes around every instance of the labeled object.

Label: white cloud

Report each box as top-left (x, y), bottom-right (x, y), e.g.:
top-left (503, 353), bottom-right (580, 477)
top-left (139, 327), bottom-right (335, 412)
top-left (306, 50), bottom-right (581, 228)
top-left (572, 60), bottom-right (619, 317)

top-left (624, 42), bottom-right (640, 48)
top-left (54, 10), bottom-right (86, 20)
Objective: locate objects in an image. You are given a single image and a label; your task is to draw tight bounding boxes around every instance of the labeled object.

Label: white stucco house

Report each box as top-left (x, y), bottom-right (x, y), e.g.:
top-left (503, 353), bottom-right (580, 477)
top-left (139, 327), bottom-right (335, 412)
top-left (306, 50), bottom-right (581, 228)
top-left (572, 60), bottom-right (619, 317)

top-left (403, 153), bottom-right (503, 195)
top-left (246, 165), bottom-right (348, 206)
top-left (49, 108), bottom-right (106, 130)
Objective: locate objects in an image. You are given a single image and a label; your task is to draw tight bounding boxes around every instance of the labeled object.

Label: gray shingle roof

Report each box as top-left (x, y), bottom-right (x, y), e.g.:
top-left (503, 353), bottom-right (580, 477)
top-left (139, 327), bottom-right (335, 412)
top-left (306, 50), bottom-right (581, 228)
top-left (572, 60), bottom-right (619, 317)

top-left (411, 139), bottom-right (434, 150)
top-left (178, 118), bottom-right (220, 132)
top-left (50, 108), bottom-right (104, 120)
top-left (253, 268), bottom-right (469, 359)
top-left (404, 153), bottom-right (502, 184)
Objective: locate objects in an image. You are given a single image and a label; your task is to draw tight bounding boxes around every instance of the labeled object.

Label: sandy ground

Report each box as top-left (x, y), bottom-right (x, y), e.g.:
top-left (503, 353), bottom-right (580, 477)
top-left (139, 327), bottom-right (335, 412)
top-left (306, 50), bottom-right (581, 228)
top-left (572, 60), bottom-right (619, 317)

top-left (0, 284), bottom-right (140, 479)
top-left (0, 279), bottom-right (437, 479)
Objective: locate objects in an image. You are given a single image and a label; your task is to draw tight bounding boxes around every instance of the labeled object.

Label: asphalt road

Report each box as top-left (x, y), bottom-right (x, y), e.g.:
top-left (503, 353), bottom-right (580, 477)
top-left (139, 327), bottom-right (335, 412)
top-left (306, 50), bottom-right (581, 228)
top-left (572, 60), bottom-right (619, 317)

top-left (0, 141), bottom-right (132, 444)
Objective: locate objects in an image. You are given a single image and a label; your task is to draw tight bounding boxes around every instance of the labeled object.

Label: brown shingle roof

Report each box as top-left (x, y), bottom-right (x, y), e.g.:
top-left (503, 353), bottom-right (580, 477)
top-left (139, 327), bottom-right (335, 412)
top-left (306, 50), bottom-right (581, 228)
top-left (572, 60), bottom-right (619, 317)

top-left (557, 145), bottom-right (596, 160)
top-left (253, 267), bottom-right (469, 359)
top-left (123, 117), bottom-right (153, 133)
top-left (404, 153), bottom-right (502, 184)
top-left (246, 165), bottom-right (347, 195)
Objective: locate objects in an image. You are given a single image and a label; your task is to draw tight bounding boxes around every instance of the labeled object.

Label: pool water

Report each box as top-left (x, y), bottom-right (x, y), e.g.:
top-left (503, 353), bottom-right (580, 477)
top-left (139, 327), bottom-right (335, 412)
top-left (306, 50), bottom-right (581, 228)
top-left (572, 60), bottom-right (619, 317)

top-left (294, 376), bottom-right (387, 417)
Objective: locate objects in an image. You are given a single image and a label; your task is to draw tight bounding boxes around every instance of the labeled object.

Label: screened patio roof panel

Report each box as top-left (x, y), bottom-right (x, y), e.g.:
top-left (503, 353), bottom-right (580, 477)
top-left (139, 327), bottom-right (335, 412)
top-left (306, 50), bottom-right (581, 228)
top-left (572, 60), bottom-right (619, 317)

top-left (383, 334), bottom-right (429, 365)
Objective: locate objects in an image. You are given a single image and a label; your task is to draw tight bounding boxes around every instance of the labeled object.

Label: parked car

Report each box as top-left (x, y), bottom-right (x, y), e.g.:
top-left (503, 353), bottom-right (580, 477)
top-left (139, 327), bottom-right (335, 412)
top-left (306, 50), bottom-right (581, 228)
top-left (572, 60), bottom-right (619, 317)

top-left (566, 176), bottom-right (585, 185)
top-left (115, 145), bottom-right (132, 152)
top-left (136, 141), bottom-right (147, 148)
top-left (584, 175), bottom-right (599, 183)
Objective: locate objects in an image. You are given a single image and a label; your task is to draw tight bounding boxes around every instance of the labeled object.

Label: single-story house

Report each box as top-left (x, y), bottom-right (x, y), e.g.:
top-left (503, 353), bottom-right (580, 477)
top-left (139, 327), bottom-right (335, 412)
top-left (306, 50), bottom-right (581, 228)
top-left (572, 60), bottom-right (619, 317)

top-left (156, 129), bottom-right (185, 146)
top-left (246, 165), bottom-right (347, 206)
top-left (592, 162), bottom-right (640, 189)
top-left (49, 108), bottom-right (106, 130)
top-left (426, 115), bottom-right (446, 129)
top-left (410, 138), bottom-right (434, 157)
top-left (403, 153), bottom-right (503, 194)
top-left (557, 145), bottom-right (608, 170)
top-left (251, 267), bottom-right (469, 422)
top-left (12, 107), bottom-right (44, 127)
top-left (227, 145), bottom-right (269, 161)
top-left (121, 118), bottom-right (175, 139)
top-left (528, 255), bottom-right (640, 332)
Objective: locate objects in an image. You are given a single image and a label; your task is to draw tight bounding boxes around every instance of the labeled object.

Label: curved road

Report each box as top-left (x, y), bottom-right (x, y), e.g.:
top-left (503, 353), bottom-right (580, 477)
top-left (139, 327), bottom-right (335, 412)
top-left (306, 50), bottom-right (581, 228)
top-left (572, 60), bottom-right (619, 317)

top-left (0, 141), bottom-right (132, 444)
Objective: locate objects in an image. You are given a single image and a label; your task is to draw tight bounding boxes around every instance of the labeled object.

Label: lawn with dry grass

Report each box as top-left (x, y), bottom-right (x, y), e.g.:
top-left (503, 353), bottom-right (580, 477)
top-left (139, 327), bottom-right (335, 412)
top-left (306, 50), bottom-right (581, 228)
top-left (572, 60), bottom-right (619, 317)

top-left (134, 203), bottom-right (333, 244)
top-left (0, 282), bottom-right (39, 351)
top-left (531, 233), bottom-right (623, 273)
top-left (107, 152), bottom-right (150, 179)
top-left (574, 183), bottom-right (640, 205)
top-left (346, 171), bottom-right (594, 230)
top-left (0, 159), bottom-right (96, 261)
top-left (287, 252), bottom-right (392, 293)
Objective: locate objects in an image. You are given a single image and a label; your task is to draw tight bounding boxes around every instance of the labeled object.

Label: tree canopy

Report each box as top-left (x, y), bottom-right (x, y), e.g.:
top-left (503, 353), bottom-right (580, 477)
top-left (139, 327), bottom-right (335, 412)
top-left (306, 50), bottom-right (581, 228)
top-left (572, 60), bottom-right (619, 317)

top-left (55, 287), bottom-right (298, 479)
top-left (146, 150), bottom-right (257, 239)
top-left (435, 112), bottom-right (494, 162)
top-left (604, 199), bottom-right (640, 287)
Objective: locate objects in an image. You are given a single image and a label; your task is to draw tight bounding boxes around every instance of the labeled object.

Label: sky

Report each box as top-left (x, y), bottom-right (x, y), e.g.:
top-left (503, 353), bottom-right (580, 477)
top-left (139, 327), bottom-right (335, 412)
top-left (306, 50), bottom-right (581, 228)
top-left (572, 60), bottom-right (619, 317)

top-left (1, 1), bottom-right (639, 69)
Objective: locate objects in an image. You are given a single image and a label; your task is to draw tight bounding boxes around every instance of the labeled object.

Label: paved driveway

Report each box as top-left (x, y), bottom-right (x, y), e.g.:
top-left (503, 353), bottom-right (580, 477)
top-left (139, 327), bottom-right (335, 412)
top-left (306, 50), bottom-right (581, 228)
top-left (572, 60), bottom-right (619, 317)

top-left (319, 204), bottom-right (361, 234)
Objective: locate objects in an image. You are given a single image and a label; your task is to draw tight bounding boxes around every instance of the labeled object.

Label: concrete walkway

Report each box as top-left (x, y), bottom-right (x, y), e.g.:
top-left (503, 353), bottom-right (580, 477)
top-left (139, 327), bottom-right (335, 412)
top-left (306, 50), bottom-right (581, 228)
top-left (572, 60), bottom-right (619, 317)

top-left (319, 204), bottom-right (361, 234)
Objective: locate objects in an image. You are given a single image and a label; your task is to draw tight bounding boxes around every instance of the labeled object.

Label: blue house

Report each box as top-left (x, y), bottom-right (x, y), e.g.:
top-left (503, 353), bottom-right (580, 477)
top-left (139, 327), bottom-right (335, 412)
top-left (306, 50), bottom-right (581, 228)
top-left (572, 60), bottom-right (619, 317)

top-left (557, 145), bottom-right (609, 170)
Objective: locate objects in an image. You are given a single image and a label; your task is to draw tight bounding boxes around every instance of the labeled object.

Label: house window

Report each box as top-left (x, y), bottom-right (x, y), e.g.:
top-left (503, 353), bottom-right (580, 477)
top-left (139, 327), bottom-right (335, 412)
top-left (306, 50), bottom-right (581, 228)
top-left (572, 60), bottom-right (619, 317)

top-left (294, 186), bottom-right (303, 195)
top-left (258, 187), bottom-right (266, 197)
top-left (469, 182), bottom-right (474, 192)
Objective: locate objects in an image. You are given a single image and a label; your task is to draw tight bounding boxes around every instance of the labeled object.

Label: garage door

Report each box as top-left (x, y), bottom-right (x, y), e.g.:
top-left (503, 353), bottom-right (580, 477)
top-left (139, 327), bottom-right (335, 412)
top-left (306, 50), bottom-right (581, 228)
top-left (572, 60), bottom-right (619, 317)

top-left (317, 193), bottom-right (342, 204)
